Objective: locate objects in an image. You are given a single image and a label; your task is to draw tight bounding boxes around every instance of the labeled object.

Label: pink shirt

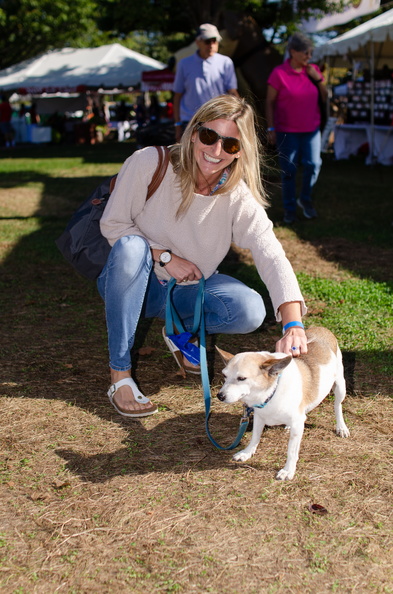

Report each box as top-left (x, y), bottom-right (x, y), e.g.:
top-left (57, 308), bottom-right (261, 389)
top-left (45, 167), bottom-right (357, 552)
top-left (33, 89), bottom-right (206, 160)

top-left (267, 59), bottom-right (323, 133)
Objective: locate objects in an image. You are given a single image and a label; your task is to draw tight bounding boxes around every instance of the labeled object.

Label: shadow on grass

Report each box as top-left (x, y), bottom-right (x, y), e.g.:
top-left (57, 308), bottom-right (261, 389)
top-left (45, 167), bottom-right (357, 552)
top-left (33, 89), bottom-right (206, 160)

top-left (1, 140), bottom-right (136, 164)
top-left (266, 152), bottom-right (393, 283)
top-left (53, 413), bottom-right (341, 484)
top-left (54, 411), bottom-right (248, 482)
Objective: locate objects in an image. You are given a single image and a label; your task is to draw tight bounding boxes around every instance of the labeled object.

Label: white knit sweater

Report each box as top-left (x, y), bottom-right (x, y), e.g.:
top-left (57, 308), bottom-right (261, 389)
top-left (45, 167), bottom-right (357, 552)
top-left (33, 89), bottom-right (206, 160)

top-left (100, 146), bottom-right (306, 321)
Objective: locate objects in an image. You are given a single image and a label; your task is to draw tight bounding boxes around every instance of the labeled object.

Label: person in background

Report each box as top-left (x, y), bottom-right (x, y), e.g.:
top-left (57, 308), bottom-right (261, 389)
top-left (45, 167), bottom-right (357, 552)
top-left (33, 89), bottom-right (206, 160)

top-left (265, 32), bottom-right (327, 224)
top-left (0, 95), bottom-right (15, 147)
top-left (98, 94), bottom-right (307, 419)
top-left (135, 95), bottom-right (147, 128)
top-left (166, 100), bottom-right (173, 120)
top-left (116, 100), bottom-right (129, 122)
top-left (148, 94), bottom-right (161, 124)
top-left (102, 102), bottom-right (110, 124)
top-left (173, 23), bottom-right (239, 142)
top-left (29, 103), bottom-right (40, 125)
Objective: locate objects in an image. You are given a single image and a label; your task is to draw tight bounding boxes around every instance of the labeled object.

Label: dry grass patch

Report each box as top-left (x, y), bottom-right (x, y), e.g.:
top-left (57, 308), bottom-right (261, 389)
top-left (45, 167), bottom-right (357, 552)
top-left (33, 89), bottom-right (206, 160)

top-left (1, 382), bottom-right (392, 593)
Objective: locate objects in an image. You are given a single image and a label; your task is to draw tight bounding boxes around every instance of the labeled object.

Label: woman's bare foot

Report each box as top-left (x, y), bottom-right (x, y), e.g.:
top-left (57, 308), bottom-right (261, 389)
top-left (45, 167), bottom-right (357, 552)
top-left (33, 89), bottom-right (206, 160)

top-left (110, 369), bottom-right (156, 415)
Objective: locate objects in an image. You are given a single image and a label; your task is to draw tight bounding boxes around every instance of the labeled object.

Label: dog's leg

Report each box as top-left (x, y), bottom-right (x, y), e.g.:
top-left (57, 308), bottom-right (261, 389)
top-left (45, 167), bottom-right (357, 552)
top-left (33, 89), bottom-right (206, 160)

top-left (276, 420), bottom-right (305, 480)
top-left (233, 412), bottom-right (265, 462)
top-left (333, 358), bottom-right (350, 438)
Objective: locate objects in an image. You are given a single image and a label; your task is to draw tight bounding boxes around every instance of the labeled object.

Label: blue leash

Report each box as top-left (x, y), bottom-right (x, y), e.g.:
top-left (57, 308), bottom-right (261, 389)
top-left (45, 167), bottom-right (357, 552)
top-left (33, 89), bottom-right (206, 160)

top-left (165, 277), bottom-right (251, 450)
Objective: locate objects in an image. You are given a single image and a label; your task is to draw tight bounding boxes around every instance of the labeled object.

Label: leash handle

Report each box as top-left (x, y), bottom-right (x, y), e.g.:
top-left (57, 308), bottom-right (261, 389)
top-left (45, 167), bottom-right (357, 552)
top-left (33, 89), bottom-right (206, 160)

top-left (165, 277), bottom-right (205, 336)
top-left (165, 277), bottom-right (249, 451)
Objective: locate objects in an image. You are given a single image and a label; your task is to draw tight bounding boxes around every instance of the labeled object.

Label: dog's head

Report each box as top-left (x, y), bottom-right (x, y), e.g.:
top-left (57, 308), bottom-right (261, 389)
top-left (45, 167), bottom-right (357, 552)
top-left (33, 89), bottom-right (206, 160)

top-left (216, 347), bottom-right (292, 406)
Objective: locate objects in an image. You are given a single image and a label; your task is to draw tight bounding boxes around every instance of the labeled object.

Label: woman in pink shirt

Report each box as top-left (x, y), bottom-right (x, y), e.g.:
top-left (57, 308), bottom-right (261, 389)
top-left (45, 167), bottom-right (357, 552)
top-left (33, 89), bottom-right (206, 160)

top-left (266, 33), bottom-right (328, 224)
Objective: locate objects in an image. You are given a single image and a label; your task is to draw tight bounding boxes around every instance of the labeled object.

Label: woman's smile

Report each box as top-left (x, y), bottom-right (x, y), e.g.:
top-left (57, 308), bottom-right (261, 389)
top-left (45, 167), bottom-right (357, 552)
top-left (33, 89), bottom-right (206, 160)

top-left (193, 118), bottom-right (240, 186)
top-left (203, 152), bottom-right (221, 164)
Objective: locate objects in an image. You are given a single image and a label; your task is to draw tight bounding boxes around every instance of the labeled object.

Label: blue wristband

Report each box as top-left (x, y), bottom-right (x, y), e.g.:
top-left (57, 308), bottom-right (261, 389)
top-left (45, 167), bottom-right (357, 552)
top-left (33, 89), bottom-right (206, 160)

top-left (282, 321), bottom-right (304, 334)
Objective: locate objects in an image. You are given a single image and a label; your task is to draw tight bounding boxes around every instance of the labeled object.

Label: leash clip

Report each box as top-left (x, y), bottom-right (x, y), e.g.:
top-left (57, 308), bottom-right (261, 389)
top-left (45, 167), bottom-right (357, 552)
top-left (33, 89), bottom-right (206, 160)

top-left (240, 406), bottom-right (253, 426)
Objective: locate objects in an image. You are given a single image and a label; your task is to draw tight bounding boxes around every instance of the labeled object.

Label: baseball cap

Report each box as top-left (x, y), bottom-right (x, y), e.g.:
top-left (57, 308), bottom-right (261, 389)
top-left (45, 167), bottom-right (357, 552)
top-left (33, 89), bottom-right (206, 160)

top-left (196, 23), bottom-right (222, 42)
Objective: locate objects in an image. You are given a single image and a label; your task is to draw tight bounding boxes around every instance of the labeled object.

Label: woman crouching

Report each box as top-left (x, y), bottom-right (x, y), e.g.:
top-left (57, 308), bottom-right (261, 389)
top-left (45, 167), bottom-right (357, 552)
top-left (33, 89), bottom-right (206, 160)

top-left (98, 94), bottom-right (308, 418)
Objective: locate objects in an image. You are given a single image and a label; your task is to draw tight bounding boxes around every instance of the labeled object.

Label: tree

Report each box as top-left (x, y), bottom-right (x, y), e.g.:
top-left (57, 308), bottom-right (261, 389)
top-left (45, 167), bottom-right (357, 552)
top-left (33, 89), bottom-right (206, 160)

top-left (0, 0), bottom-right (352, 71)
top-left (95, 0), bottom-right (348, 42)
top-left (0, 0), bottom-right (97, 69)
top-left (95, 0), bottom-right (227, 38)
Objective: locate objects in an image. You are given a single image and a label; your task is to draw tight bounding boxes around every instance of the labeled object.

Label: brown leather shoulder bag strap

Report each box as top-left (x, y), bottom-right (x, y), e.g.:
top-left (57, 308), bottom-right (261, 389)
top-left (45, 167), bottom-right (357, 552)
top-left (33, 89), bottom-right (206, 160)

top-left (109, 175), bottom-right (117, 194)
top-left (146, 146), bottom-right (170, 200)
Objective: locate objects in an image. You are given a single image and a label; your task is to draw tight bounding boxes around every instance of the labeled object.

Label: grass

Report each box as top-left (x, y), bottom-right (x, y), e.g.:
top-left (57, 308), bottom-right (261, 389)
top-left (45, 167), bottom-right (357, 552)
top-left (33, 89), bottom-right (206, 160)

top-left (297, 274), bottom-right (392, 348)
top-left (0, 141), bottom-right (392, 593)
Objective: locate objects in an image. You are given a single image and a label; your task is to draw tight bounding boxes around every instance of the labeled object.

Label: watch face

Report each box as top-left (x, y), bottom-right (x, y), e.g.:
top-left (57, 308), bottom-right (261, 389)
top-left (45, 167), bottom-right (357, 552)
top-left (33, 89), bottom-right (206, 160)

top-left (160, 251), bottom-right (172, 264)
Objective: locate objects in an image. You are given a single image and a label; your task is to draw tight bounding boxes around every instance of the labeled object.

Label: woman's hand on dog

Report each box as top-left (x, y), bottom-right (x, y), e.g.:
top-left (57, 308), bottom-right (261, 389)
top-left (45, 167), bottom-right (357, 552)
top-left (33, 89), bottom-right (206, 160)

top-left (276, 327), bottom-right (308, 357)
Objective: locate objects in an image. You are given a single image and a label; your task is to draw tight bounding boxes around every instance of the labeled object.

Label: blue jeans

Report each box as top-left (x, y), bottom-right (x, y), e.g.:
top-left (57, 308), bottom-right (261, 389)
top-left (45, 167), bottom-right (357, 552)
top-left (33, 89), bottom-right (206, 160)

top-left (276, 129), bottom-right (322, 217)
top-left (97, 235), bottom-right (266, 371)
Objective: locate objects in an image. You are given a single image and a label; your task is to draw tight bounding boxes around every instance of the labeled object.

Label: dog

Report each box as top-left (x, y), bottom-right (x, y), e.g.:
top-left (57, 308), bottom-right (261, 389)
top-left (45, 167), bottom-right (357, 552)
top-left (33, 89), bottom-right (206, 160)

top-left (216, 327), bottom-right (350, 480)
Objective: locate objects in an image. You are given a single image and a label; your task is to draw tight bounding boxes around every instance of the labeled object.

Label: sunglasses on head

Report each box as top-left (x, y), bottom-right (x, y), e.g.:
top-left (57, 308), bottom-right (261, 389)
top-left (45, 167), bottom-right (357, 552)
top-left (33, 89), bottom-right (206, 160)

top-left (196, 124), bottom-right (241, 155)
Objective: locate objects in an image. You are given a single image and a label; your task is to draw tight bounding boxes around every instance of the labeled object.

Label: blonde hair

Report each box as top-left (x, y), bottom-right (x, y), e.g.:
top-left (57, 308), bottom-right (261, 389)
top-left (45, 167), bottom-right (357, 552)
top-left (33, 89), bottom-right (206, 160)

top-left (169, 95), bottom-right (268, 217)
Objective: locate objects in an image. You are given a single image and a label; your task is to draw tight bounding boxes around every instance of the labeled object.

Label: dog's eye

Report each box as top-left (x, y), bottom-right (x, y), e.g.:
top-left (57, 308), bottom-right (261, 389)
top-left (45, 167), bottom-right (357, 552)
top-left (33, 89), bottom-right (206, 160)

top-left (237, 376), bottom-right (246, 382)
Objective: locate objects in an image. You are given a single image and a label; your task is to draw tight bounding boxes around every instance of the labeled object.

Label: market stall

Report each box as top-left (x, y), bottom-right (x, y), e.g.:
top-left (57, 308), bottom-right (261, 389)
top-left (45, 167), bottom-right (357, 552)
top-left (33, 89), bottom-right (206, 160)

top-left (0, 44), bottom-right (165, 143)
top-left (314, 8), bottom-right (393, 164)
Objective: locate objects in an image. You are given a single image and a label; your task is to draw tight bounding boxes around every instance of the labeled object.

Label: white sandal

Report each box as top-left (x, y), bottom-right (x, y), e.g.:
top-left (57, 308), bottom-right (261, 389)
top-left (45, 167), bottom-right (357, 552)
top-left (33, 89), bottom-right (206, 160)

top-left (107, 378), bottom-right (158, 418)
top-left (162, 327), bottom-right (201, 375)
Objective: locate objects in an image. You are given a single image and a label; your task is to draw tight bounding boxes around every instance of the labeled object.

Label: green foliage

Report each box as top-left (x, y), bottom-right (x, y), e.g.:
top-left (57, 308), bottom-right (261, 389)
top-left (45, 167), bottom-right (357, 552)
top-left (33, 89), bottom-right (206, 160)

top-left (0, 0), bottom-right (97, 69)
top-left (94, 0), bottom-right (348, 40)
top-left (116, 32), bottom-right (186, 65)
top-left (0, 0), bottom-right (353, 69)
top-left (227, 0), bottom-right (347, 34)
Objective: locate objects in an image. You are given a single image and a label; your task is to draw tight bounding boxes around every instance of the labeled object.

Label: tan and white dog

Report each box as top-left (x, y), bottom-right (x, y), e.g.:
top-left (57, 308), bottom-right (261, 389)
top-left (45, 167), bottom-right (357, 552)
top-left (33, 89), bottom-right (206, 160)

top-left (216, 327), bottom-right (350, 480)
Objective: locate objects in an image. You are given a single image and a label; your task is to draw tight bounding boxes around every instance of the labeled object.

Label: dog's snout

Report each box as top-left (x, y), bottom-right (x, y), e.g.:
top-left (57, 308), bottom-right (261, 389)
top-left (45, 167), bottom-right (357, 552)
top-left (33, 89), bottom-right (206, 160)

top-left (217, 391), bottom-right (226, 402)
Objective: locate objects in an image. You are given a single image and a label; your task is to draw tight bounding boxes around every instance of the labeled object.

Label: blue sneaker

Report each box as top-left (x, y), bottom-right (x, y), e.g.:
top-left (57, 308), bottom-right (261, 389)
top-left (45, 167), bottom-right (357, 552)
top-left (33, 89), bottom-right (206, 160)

top-left (297, 199), bottom-right (317, 219)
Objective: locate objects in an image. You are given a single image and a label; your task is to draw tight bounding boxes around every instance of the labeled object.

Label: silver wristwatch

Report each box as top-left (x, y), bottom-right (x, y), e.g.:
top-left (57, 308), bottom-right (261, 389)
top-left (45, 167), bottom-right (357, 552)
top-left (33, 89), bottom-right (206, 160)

top-left (159, 249), bottom-right (172, 267)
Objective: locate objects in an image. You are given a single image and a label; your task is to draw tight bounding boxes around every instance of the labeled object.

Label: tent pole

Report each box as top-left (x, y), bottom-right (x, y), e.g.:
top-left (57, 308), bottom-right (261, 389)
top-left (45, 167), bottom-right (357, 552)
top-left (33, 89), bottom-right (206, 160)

top-left (327, 55), bottom-right (331, 125)
top-left (370, 41), bottom-right (375, 165)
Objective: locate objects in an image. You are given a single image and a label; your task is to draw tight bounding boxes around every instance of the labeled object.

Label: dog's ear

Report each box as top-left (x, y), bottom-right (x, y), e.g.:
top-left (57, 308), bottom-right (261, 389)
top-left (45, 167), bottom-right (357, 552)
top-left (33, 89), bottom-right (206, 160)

top-left (215, 346), bottom-right (234, 365)
top-left (261, 356), bottom-right (292, 377)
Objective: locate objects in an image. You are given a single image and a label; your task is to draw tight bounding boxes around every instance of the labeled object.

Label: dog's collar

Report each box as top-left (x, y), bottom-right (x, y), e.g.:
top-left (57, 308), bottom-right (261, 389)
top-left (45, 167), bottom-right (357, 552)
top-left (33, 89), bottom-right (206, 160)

top-left (250, 373), bottom-right (281, 410)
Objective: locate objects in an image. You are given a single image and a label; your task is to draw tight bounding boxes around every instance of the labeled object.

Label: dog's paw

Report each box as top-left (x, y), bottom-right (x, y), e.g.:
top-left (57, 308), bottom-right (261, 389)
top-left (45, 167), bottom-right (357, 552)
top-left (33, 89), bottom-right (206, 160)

top-left (336, 426), bottom-right (350, 438)
top-left (233, 450), bottom-right (252, 462)
top-left (276, 468), bottom-right (295, 481)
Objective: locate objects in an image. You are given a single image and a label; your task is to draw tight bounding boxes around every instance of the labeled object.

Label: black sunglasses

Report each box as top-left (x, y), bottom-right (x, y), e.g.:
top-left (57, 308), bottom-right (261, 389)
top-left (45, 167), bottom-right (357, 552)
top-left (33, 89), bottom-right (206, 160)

top-left (196, 125), bottom-right (241, 155)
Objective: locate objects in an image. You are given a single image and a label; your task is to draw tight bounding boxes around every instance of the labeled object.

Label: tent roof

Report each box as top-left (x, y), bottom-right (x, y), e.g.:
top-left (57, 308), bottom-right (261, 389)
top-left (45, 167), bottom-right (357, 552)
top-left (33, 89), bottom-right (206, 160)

top-left (0, 43), bottom-right (165, 93)
top-left (313, 8), bottom-right (393, 66)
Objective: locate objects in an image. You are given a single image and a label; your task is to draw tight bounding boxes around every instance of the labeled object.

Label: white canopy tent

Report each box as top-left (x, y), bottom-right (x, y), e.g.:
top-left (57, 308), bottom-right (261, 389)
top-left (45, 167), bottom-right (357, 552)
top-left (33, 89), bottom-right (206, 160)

top-left (0, 44), bottom-right (165, 144)
top-left (313, 9), bottom-right (393, 164)
top-left (313, 8), bottom-right (393, 68)
top-left (0, 43), bottom-right (165, 93)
